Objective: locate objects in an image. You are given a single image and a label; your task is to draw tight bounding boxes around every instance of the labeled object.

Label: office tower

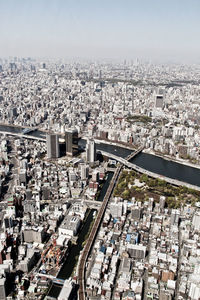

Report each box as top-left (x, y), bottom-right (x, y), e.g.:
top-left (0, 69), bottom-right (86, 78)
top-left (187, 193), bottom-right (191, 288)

top-left (155, 88), bottom-right (165, 109)
top-left (170, 209), bottom-right (180, 226)
top-left (65, 129), bottom-right (78, 156)
top-left (46, 134), bottom-right (60, 159)
top-left (92, 170), bottom-right (99, 182)
top-left (192, 212), bottom-right (200, 230)
top-left (155, 95), bottom-right (164, 108)
top-left (80, 164), bottom-right (89, 180)
top-left (86, 139), bottom-right (96, 163)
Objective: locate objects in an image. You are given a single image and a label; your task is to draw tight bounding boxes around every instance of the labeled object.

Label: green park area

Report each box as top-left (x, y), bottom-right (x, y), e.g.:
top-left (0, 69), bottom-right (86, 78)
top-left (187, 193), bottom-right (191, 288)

top-left (126, 115), bottom-right (152, 124)
top-left (113, 170), bottom-right (200, 208)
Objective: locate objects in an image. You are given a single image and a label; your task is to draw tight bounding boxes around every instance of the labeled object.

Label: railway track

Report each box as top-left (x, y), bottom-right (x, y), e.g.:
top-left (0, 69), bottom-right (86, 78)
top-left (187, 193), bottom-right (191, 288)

top-left (78, 164), bottom-right (122, 300)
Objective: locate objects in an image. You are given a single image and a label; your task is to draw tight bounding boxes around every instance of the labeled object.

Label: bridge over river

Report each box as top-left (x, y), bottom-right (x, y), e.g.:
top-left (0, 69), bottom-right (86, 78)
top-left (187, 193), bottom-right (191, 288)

top-left (1, 124), bottom-right (200, 189)
top-left (99, 150), bottom-right (200, 191)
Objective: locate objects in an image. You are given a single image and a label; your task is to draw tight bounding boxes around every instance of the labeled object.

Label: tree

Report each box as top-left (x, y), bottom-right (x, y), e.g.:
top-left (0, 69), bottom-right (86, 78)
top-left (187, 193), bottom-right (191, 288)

top-left (122, 189), bottom-right (131, 199)
top-left (140, 174), bottom-right (148, 183)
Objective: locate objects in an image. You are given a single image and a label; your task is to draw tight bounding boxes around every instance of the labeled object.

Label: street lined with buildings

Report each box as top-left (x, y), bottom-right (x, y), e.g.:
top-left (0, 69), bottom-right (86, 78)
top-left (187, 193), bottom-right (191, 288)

top-left (0, 59), bottom-right (200, 299)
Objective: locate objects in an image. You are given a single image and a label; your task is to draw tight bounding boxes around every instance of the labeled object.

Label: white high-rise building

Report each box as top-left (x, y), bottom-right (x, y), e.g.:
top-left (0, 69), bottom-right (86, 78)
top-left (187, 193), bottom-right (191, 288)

top-left (192, 212), bottom-right (200, 230)
top-left (80, 164), bottom-right (89, 180)
top-left (86, 139), bottom-right (96, 163)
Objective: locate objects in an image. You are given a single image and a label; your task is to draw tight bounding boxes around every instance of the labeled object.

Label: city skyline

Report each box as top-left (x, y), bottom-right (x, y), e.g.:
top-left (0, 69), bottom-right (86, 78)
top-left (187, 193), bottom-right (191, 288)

top-left (1, 0), bottom-right (200, 63)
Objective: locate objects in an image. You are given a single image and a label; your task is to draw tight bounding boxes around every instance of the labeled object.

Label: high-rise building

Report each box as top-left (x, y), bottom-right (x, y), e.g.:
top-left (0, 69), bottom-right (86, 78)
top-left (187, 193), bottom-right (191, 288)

top-left (155, 95), bottom-right (164, 108)
top-left (65, 129), bottom-right (78, 156)
top-left (192, 212), bottom-right (200, 231)
top-left (155, 88), bottom-right (165, 109)
top-left (92, 170), bottom-right (99, 182)
top-left (80, 164), bottom-right (89, 180)
top-left (170, 209), bottom-right (180, 226)
top-left (86, 139), bottom-right (96, 163)
top-left (46, 134), bottom-right (60, 159)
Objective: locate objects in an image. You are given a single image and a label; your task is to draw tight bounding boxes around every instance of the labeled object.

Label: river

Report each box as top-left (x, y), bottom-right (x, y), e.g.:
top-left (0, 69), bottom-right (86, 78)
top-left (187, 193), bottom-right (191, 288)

top-left (1, 124), bottom-right (200, 187)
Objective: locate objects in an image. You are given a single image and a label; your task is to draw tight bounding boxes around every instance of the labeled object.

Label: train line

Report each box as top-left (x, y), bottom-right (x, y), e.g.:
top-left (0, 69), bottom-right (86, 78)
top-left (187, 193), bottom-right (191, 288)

top-left (78, 164), bottom-right (122, 300)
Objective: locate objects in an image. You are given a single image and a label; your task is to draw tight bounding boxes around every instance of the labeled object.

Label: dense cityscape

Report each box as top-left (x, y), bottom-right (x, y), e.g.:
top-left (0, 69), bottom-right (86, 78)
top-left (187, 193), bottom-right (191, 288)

top-left (0, 58), bottom-right (199, 300)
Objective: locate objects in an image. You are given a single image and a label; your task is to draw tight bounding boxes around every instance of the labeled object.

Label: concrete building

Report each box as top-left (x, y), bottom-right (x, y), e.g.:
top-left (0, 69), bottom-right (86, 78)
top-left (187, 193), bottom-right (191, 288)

top-left (58, 279), bottom-right (74, 300)
top-left (46, 134), bottom-right (60, 159)
top-left (127, 244), bottom-right (146, 259)
top-left (59, 215), bottom-right (81, 237)
top-left (65, 129), bottom-right (78, 157)
top-left (80, 163), bottom-right (89, 180)
top-left (110, 202), bottom-right (123, 218)
top-left (192, 212), bottom-right (200, 230)
top-left (86, 138), bottom-right (96, 163)
top-left (23, 227), bottom-right (45, 243)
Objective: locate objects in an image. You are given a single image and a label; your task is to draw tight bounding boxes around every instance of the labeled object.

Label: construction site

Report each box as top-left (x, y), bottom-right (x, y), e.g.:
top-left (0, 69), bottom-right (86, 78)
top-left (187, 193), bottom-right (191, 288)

top-left (40, 237), bottom-right (68, 277)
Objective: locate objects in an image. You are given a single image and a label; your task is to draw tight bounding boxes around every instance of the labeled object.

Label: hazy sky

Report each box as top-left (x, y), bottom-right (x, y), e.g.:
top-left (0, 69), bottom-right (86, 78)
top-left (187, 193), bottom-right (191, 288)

top-left (1, 0), bottom-right (200, 62)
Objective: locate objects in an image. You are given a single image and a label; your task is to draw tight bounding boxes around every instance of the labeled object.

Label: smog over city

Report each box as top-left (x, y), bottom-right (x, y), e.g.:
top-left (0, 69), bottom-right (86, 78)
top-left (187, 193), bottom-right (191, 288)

top-left (0, 1), bottom-right (200, 299)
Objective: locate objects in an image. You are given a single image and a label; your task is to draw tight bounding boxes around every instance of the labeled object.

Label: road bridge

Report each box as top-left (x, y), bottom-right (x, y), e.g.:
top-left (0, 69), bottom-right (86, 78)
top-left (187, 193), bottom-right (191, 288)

top-left (0, 130), bottom-right (46, 142)
top-left (125, 146), bottom-right (144, 161)
top-left (99, 150), bottom-right (200, 192)
top-left (0, 124), bottom-right (200, 191)
top-left (78, 165), bottom-right (122, 300)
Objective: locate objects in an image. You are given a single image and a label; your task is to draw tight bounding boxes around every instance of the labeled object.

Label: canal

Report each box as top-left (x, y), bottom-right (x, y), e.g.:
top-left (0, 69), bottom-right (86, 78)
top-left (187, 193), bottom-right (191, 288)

top-left (47, 172), bottom-right (114, 298)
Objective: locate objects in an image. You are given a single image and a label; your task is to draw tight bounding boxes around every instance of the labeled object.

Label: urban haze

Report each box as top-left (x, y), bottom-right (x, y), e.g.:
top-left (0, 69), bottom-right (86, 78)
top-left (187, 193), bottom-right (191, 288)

top-left (0, 1), bottom-right (200, 300)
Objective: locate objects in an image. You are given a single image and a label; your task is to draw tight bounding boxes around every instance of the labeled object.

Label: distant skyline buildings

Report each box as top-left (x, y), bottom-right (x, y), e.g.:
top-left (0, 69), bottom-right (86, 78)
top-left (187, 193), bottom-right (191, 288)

top-left (0, 0), bottom-right (200, 63)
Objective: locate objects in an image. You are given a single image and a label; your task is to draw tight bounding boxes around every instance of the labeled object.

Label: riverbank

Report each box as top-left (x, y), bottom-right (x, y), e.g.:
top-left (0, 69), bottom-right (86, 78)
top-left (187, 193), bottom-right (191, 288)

top-left (82, 136), bottom-right (137, 151)
top-left (143, 149), bottom-right (200, 170)
top-left (1, 123), bottom-right (200, 188)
